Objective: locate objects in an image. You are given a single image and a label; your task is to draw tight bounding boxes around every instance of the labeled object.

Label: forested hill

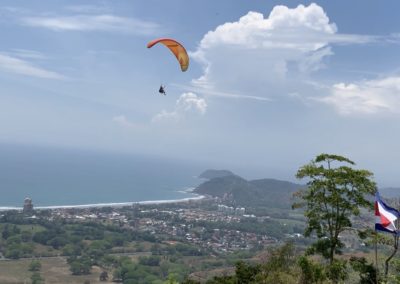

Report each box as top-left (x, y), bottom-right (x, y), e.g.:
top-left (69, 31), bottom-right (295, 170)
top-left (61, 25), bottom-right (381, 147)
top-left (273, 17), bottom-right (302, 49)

top-left (194, 170), bottom-right (304, 208)
top-left (198, 169), bottom-right (235, 179)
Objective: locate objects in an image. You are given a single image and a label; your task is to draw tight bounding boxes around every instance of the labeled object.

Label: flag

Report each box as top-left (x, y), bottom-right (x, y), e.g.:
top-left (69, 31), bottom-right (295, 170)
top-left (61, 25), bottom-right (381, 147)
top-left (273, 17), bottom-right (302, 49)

top-left (375, 192), bottom-right (400, 234)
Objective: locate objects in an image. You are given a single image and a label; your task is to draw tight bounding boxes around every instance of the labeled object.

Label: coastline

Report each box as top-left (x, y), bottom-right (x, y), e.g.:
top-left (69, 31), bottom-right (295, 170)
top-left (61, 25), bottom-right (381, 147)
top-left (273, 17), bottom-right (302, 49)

top-left (0, 193), bottom-right (205, 211)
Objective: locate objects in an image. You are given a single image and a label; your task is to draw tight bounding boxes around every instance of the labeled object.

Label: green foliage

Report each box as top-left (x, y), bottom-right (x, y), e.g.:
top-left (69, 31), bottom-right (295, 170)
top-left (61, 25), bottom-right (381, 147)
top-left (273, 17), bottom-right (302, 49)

top-left (349, 256), bottom-right (377, 284)
top-left (181, 279), bottom-right (200, 284)
top-left (1, 224), bottom-right (20, 239)
top-left (62, 243), bottom-right (82, 256)
top-left (6, 234), bottom-right (22, 245)
top-left (293, 154), bottom-right (376, 265)
top-left (162, 243), bottom-right (204, 257)
top-left (29, 259), bottom-right (42, 272)
top-left (207, 243), bottom-right (300, 284)
top-left (235, 261), bottom-right (261, 283)
top-left (194, 174), bottom-right (302, 208)
top-left (164, 273), bottom-right (179, 284)
top-left (298, 256), bottom-right (326, 284)
top-left (109, 254), bottom-right (190, 283)
top-left (387, 258), bottom-right (400, 283)
top-left (4, 241), bottom-right (34, 259)
top-left (68, 256), bottom-right (92, 275)
top-left (4, 247), bottom-right (22, 259)
top-left (206, 275), bottom-right (235, 283)
top-left (256, 242), bottom-right (300, 283)
top-left (30, 272), bottom-right (44, 284)
top-left (47, 236), bottom-right (68, 249)
top-left (139, 255), bottom-right (161, 266)
top-left (325, 259), bottom-right (348, 284)
top-left (21, 230), bottom-right (33, 242)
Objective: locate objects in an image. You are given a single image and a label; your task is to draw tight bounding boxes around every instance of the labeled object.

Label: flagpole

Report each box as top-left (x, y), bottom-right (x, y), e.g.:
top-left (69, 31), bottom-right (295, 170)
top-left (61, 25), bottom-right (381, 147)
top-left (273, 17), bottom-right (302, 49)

top-left (374, 231), bottom-right (378, 283)
top-left (374, 192), bottom-right (379, 282)
top-left (374, 191), bottom-right (400, 281)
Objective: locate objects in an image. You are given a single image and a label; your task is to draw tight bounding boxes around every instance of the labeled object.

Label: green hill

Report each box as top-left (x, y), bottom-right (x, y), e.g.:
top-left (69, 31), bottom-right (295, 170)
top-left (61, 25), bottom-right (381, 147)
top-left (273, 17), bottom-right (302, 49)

top-left (198, 169), bottom-right (235, 179)
top-left (194, 171), bottom-right (304, 208)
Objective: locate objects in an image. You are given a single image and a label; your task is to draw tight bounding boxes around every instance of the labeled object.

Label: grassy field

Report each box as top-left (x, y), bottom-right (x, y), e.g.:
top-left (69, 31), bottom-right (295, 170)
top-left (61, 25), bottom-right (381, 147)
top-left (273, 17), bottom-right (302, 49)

top-left (0, 257), bottom-right (113, 284)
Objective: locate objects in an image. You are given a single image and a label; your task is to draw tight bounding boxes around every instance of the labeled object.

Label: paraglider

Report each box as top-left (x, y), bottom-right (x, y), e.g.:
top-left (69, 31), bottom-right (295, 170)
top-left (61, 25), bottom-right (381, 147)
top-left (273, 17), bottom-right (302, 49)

top-left (147, 38), bottom-right (189, 96)
top-left (147, 38), bottom-right (189, 72)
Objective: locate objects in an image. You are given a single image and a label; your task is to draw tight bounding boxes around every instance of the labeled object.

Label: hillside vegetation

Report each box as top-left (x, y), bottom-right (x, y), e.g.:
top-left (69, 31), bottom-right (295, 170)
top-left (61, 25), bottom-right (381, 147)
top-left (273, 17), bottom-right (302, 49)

top-left (194, 170), bottom-right (304, 208)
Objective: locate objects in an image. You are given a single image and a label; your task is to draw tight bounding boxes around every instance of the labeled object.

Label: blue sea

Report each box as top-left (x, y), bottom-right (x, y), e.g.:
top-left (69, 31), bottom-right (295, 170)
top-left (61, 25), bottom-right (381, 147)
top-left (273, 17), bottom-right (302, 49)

top-left (0, 144), bottom-right (204, 208)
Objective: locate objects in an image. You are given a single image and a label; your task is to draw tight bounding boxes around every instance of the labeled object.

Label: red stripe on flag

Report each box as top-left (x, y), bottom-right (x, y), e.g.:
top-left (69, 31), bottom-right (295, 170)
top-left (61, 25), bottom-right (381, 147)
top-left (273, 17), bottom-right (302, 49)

top-left (375, 201), bottom-right (379, 216)
top-left (380, 214), bottom-right (391, 227)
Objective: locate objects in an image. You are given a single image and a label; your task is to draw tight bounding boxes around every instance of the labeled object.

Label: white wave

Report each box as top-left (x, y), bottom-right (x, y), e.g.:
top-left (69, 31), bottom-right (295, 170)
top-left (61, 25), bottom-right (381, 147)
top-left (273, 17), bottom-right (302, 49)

top-left (27, 195), bottom-right (205, 210)
top-left (0, 206), bottom-right (21, 211)
top-left (176, 187), bottom-right (195, 194)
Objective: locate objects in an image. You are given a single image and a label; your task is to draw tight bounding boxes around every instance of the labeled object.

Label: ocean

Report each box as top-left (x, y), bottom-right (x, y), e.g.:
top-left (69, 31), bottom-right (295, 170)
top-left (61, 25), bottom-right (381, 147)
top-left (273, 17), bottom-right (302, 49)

top-left (0, 144), bottom-right (204, 208)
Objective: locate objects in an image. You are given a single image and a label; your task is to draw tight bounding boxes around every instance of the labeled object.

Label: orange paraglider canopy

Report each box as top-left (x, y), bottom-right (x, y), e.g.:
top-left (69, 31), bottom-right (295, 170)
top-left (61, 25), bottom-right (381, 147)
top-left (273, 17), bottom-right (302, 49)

top-left (147, 38), bottom-right (189, 72)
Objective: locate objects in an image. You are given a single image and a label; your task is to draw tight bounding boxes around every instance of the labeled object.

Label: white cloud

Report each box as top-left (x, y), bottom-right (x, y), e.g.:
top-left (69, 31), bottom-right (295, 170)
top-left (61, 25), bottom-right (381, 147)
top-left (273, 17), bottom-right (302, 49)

top-left (175, 83), bottom-right (271, 101)
top-left (10, 49), bottom-right (47, 60)
top-left (21, 14), bottom-right (161, 35)
top-left (198, 4), bottom-right (336, 50)
top-left (113, 115), bottom-right (141, 128)
top-left (152, 92), bottom-right (207, 122)
top-left (319, 76), bottom-right (400, 115)
top-left (191, 3), bottom-right (376, 101)
top-left (0, 53), bottom-right (64, 79)
top-left (152, 110), bottom-right (180, 123)
top-left (177, 92), bottom-right (207, 114)
top-left (114, 93), bottom-right (206, 128)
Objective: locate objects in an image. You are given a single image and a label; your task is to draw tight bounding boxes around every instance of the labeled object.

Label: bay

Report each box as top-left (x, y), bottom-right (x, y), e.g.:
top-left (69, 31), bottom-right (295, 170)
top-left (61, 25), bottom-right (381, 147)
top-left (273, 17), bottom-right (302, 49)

top-left (0, 144), bottom-right (203, 207)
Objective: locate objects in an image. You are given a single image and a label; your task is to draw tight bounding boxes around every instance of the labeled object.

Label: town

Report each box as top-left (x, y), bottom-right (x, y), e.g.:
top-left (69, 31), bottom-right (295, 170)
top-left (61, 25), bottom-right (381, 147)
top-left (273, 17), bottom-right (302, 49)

top-left (0, 195), bottom-right (307, 282)
top-left (20, 196), bottom-right (300, 255)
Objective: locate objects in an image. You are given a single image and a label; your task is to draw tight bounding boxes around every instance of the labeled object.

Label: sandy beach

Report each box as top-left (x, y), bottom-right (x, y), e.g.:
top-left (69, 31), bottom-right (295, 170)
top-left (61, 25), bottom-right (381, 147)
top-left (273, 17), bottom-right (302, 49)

top-left (0, 193), bottom-right (205, 211)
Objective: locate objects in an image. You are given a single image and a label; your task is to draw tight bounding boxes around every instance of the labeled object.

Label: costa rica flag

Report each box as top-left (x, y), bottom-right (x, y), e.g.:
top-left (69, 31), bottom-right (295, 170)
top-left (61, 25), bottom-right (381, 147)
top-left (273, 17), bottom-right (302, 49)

top-left (375, 192), bottom-right (399, 234)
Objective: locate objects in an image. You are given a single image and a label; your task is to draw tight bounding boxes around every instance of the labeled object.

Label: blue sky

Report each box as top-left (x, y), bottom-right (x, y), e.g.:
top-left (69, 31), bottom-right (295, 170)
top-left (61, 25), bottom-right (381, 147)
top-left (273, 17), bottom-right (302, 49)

top-left (1, 1), bottom-right (400, 186)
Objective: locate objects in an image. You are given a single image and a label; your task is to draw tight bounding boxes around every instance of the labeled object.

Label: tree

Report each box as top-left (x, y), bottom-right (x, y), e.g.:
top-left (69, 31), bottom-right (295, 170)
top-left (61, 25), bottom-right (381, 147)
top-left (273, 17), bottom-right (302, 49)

top-left (164, 273), bottom-right (179, 284)
top-left (69, 257), bottom-right (92, 275)
top-left (235, 261), bottom-right (261, 283)
top-left (293, 154), bottom-right (376, 277)
top-left (349, 256), bottom-right (377, 284)
top-left (29, 259), bottom-right (42, 272)
top-left (31, 272), bottom-right (44, 284)
top-left (298, 256), bottom-right (326, 284)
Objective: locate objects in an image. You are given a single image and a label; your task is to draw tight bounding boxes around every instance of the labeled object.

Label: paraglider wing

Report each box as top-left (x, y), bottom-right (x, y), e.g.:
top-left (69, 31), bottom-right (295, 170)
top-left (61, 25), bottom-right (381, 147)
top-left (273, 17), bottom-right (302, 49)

top-left (147, 38), bottom-right (189, 72)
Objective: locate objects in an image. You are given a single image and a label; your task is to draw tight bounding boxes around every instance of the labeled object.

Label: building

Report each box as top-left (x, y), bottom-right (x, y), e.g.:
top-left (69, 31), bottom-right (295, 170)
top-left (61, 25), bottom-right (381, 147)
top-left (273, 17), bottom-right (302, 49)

top-left (23, 197), bottom-right (34, 213)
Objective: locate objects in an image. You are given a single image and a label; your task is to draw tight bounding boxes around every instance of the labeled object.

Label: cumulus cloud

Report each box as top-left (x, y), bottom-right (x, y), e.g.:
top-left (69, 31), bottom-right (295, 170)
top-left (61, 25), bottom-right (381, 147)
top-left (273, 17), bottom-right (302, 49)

top-left (0, 53), bottom-right (64, 79)
top-left (21, 14), bottom-right (161, 35)
top-left (176, 92), bottom-right (207, 114)
top-left (197, 4), bottom-right (336, 50)
top-left (191, 3), bottom-right (376, 101)
top-left (318, 76), bottom-right (400, 115)
top-left (152, 93), bottom-right (207, 122)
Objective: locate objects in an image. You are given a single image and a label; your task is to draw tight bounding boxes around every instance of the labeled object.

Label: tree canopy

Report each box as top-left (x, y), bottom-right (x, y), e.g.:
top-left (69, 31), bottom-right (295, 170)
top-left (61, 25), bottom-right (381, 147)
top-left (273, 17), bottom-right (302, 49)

top-left (293, 154), bottom-right (376, 264)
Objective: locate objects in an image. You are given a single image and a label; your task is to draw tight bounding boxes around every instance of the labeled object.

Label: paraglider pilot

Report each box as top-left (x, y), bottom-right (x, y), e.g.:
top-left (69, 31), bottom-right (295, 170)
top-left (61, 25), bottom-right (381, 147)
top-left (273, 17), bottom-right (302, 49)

top-left (159, 85), bottom-right (166, 95)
